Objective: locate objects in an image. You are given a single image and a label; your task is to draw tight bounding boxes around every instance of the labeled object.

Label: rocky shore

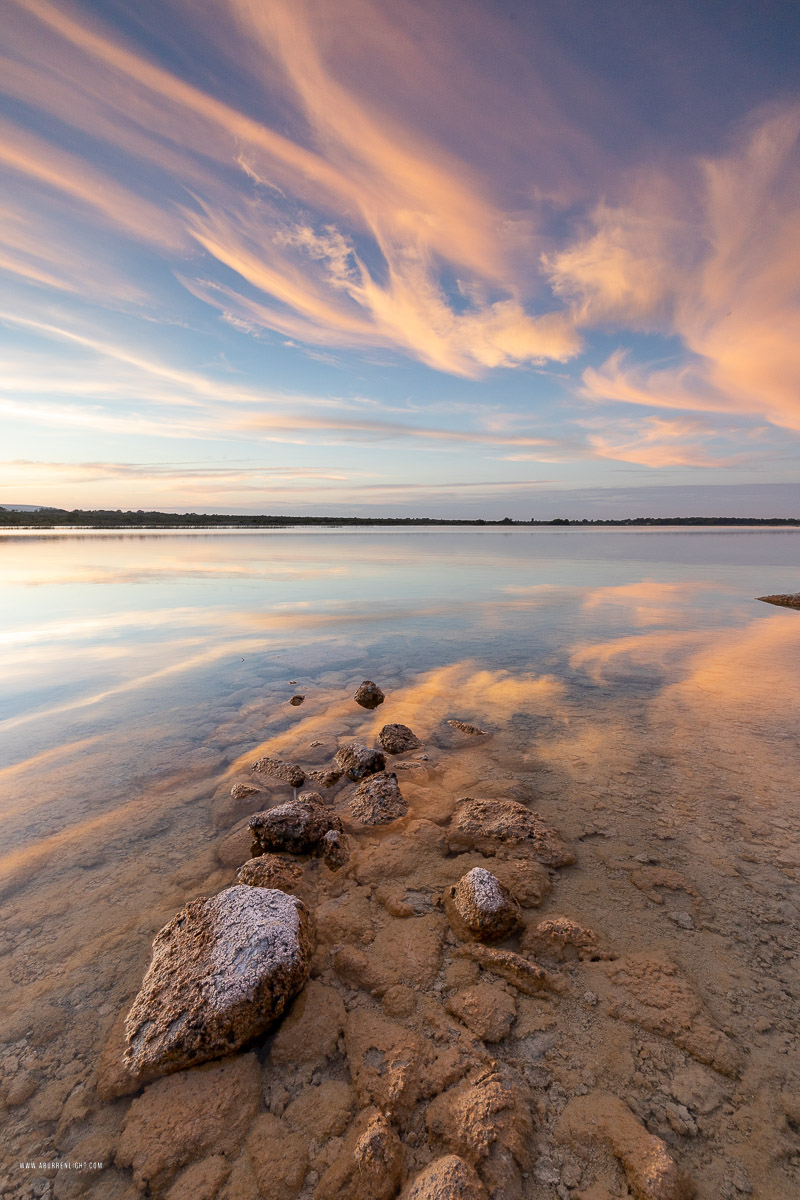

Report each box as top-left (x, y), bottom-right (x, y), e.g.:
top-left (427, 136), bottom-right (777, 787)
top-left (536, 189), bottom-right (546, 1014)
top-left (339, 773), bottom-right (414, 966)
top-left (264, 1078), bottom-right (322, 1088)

top-left (4, 662), bottom-right (799, 1200)
top-left (74, 679), bottom-right (777, 1200)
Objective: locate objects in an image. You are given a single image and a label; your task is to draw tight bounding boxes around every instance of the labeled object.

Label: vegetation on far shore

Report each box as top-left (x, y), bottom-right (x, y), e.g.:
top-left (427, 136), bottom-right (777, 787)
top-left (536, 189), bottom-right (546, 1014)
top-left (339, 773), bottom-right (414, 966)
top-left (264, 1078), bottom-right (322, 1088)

top-left (1, 507), bottom-right (798, 529)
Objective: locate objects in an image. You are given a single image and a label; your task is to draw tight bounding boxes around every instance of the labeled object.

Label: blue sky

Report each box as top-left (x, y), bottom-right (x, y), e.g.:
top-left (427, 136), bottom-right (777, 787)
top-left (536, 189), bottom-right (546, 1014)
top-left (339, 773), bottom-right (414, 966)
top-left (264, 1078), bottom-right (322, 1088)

top-left (1, 0), bottom-right (799, 516)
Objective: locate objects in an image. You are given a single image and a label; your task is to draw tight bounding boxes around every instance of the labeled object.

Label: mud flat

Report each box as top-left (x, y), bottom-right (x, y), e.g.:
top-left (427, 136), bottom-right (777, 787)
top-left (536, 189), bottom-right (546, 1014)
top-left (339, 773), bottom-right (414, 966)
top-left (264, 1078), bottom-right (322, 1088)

top-left (2, 670), bottom-right (799, 1200)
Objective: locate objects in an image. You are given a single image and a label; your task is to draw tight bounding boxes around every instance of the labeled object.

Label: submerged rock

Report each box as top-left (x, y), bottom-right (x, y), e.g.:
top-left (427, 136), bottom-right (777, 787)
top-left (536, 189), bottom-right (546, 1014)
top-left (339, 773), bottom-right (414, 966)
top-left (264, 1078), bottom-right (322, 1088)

top-left (445, 867), bottom-right (523, 943)
top-left (124, 885), bottom-right (312, 1078)
top-left (353, 680), bottom-right (386, 709)
top-left (249, 795), bottom-right (343, 856)
top-left (379, 723), bottom-right (423, 754)
top-left (349, 771), bottom-right (408, 826)
top-left (252, 756), bottom-right (306, 788)
top-left (230, 782), bottom-right (260, 801)
top-left (306, 768), bottom-right (343, 789)
top-left (333, 741), bottom-right (386, 782)
top-left (448, 798), bottom-right (575, 868)
top-left (236, 854), bottom-right (304, 892)
top-left (289, 694), bottom-right (305, 706)
top-left (322, 828), bottom-right (351, 870)
top-left (447, 719), bottom-right (488, 736)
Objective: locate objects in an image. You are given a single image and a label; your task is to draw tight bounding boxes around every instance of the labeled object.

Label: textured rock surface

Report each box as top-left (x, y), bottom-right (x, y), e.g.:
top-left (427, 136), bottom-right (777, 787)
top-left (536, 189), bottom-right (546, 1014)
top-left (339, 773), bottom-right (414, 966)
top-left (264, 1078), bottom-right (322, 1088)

top-left (251, 756), bottom-right (306, 788)
top-left (245, 1112), bottom-right (308, 1199)
top-left (447, 798), bottom-right (575, 867)
top-left (444, 867), bottom-right (523, 943)
top-left (288, 694), bottom-right (305, 706)
top-left (401, 1154), bottom-right (489, 1199)
top-left (236, 854), bottom-right (303, 891)
top-left (520, 915), bottom-right (610, 962)
top-left (353, 679), bottom-right (386, 708)
top-left (757, 592), bottom-right (800, 610)
top-left (249, 795), bottom-right (343, 856)
top-left (306, 768), bottom-right (342, 788)
top-left (315, 1107), bottom-right (404, 1200)
top-left (379, 723), bottom-right (424, 754)
top-left (115, 1053), bottom-right (260, 1192)
top-left (456, 943), bottom-right (565, 995)
top-left (557, 1091), bottom-right (693, 1200)
top-left (349, 771), bottom-right (408, 825)
top-left (445, 982), bottom-right (517, 1042)
top-left (230, 782), bottom-right (260, 801)
top-left (124, 886), bottom-right (312, 1078)
top-left (447, 719), bottom-right (488, 736)
top-left (333, 741), bottom-right (386, 781)
top-left (322, 827), bottom-right (351, 870)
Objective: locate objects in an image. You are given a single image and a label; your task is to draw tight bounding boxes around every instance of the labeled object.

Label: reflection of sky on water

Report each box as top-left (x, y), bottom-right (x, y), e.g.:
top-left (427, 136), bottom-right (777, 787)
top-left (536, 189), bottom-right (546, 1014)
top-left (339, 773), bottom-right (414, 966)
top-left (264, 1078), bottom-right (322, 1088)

top-left (1, 527), bottom-right (799, 878)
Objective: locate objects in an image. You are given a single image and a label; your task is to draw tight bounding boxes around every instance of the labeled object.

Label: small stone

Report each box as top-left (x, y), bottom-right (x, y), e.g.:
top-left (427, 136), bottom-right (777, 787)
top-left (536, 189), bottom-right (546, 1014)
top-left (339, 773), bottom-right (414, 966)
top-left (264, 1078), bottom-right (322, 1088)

top-left (353, 680), bottom-right (386, 709)
top-left (230, 782), bottom-right (259, 801)
top-left (665, 1102), bottom-right (698, 1137)
top-left (456, 943), bottom-right (564, 995)
top-left (379, 723), bottom-right (423, 754)
top-left (521, 915), bottom-right (610, 962)
top-left (667, 911), bottom-right (695, 930)
top-left (249, 796), bottom-right (343, 856)
top-left (447, 719), bottom-right (487, 736)
top-left (124, 886), bottom-right (313, 1078)
top-left (289, 695), bottom-right (305, 706)
top-left (252, 756), bottom-right (306, 788)
top-left (444, 867), bottom-right (523, 943)
top-left (322, 829), bottom-right (351, 871)
top-left (237, 855), bottom-right (304, 891)
top-left (306, 769), bottom-right (342, 788)
top-left (333, 741), bottom-right (386, 782)
top-left (446, 982), bottom-right (516, 1042)
top-left (349, 772), bottom-right (408, 826)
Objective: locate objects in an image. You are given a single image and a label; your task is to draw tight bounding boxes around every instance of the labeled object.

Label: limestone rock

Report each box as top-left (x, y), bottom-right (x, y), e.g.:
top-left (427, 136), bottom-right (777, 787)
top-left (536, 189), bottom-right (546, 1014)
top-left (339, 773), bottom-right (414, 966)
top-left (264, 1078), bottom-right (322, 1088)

top-left (349, 771), bottom-right (408, 825)
top-left (520, 915), bottom-right (611, 963)
top-left (426, 1064), bottom-right (533, 1198)
top-left (401, 1155), bottom-right (489, 1199)
top-left (283, 1079), bottom-right (354, 1140)
top-left (557, 1091), bottom-right (693, 1200)
top-left (345, 1009), bottom-right (432, 1118)
top-left (757, 592), bottom-right (800, 610)
top-left (322, 828), bottom-right (351, 870)
top-left (448, 798), bottom-right (575, 868)
top-left (488, 857), bottom-right (551, 908)
top-left (447, 720), bottom-right (488, 736)
top-left (245, 1113), bottom-right (307, 1200)
top-left (353, 679), bottom-right (386, 709)
top-left (236, 854), bottom-right (303, 891)
top-left (379, 723), bottom-right (423, 754)
top-left (269, 979), bottom-right (346, 1076)
top-left (115, 1053), bottom-right (260, 1192)
top-left (444, 868), bottom-right (523, 943)
top-left (333, 741), bottom-right (386, 781)
top-left (315, 1107), bottom-right (404, 1200)
top-left (124, 886), bottom-right (312, 1078)
top-left (446, 982), bottom-right (516, 1042)
top-left (306, 768), bottom-right (342, 789)
top-left (252, 756), bottom-right (306, 788)
top-left (249, 795), bottom-right (343, 856)
top-left (599, 954), bottom-right (741, 1076)
top-left (456, 944), bottom-right (564, 996)
top-left (230, 782), bottom-right (260, 801)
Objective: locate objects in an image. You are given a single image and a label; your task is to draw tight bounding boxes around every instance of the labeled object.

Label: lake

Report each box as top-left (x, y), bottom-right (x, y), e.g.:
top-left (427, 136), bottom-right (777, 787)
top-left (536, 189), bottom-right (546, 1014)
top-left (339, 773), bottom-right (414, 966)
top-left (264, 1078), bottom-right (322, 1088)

top-left (1, 527), bottom-right (799, 1198)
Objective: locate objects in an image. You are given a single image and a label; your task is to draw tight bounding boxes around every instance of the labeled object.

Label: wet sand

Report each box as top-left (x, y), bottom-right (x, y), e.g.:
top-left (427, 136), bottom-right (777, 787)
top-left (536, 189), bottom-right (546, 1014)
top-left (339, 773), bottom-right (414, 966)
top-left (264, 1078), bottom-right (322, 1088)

top-left (2, 633), bottom-right (800, 1199)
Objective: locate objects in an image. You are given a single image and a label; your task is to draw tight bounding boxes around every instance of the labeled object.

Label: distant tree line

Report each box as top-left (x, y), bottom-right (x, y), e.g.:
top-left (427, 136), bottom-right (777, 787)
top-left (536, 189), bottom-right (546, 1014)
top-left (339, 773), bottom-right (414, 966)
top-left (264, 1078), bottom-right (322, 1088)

top-left (1, 507), bottom-right (798, 528)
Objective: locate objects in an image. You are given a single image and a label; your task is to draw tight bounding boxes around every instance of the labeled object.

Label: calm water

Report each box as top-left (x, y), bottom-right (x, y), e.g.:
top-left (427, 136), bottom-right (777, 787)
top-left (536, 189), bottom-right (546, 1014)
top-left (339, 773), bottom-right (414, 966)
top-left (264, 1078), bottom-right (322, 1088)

top-left (2, 527), bottom-right (800, 1195)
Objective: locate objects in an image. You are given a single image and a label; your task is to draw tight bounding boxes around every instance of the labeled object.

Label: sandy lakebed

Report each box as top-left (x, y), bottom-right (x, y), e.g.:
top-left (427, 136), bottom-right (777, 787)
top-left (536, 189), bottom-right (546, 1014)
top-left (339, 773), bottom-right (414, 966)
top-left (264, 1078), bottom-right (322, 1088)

top-left (1, 529), bottom-right (799, 1199)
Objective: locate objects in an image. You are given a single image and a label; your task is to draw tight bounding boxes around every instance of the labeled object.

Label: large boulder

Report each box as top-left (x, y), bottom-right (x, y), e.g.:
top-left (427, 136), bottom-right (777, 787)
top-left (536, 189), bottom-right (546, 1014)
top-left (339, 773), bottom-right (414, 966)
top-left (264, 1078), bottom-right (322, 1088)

top-left (447, 798), bottom-right (575, 868)
top-left (124, 885), bottom-right (313, 1079)
top-left (333, 741), bottom-right (386, 782)
top-left (353, 680), bottom-right (386, 709)
top-left (444, 868), bottom-right (523, 943)
top-left (249, 795), bottom-right (343, 856)
top-left (379, 723), bottom-right (423, 754)
top-left (349, 772), bottom-right (408, 826)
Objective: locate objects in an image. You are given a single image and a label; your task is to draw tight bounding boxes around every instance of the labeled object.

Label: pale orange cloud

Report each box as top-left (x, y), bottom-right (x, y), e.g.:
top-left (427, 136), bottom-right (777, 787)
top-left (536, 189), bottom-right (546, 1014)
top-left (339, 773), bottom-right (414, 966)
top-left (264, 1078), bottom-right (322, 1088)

top-left (584, 413), bottom-right (747, 468)
top-left (549, 107), bottom-right (800, 432)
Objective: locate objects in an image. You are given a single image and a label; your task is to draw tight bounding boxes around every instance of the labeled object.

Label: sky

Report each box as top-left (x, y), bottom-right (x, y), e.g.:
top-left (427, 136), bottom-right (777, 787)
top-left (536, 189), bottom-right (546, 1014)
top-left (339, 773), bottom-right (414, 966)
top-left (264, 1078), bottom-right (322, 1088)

top-left (1, 0), bottom-right (799, 518)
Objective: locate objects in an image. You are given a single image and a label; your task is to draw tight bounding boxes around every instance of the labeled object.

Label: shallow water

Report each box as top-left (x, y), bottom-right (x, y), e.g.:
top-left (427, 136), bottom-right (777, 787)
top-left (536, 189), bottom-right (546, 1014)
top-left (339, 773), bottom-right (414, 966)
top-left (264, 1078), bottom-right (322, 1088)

top-left (2, 528), bottom-right (800, 1198)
